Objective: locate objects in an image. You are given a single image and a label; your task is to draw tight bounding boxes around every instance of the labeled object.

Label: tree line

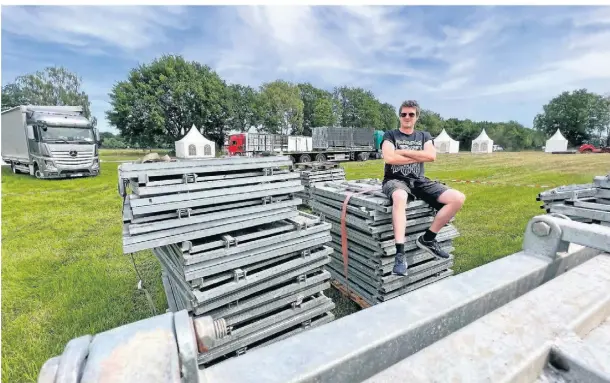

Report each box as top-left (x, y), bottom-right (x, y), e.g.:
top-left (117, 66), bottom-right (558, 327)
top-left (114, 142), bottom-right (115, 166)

top-left (3, 54), bottom-right (609, 151)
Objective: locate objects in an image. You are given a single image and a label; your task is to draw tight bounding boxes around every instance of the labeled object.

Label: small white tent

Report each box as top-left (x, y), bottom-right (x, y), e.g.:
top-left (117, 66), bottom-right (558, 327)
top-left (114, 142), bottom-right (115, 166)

top-left (544, 129), bottom-right (568, 153)
top-left (471, 129), bottom-right (494, 153)
top-left (434, 128), bottom-right (460, 153)
top-left (175, 124), bottom-right (216, 159)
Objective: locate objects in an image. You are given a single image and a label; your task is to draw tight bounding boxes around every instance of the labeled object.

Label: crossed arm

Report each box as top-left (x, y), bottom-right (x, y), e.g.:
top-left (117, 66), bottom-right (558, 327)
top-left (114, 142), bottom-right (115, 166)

top-left (382, 140), bottom-right (437, 165)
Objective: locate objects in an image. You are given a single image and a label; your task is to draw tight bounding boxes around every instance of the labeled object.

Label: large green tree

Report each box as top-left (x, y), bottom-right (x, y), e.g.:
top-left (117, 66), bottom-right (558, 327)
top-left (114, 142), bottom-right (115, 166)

top-left (333, 86), bottom-right (383, 128)
top-left (226, 84), bottom-right (261, 133)
top-left (600, 93), bottom-right (610, 146)
top-left (378, 102), bottom-right (398, 131)
top-left (312, 97), bottom-right (335, 127)
top-left (533, 89), bottom-right (610, 146)
top-left (98, 132), bottom-right (129, 149)
top-left (106, 54), bottom-right (229, 148)
top-left (1, 66), bottom-right (96, 126)
top-left (298, 82), bottom-right (318, 134)
top-left (417, 109), bottom-right (444, 136)
top-left (258, 80), bottom-right (304, 135)
top-left (298, 83), bottom-right (341, 133)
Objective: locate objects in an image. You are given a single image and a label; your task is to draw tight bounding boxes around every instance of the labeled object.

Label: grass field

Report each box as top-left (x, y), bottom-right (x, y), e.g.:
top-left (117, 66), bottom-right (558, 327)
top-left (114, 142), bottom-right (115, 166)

top-left (2, 150), bottom-right (609, 382)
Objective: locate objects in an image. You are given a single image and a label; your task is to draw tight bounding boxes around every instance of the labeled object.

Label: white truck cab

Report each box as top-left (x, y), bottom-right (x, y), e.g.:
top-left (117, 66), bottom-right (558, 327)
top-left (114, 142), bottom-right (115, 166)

top-left (1, 105), bottom-right (101, 179)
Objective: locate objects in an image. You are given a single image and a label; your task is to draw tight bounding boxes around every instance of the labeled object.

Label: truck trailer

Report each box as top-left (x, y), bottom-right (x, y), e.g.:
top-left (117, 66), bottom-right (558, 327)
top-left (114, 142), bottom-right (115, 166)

top-left (1, 105), bottom-right (101, 179)
top-left (226, 127), bottom-right (383, 163)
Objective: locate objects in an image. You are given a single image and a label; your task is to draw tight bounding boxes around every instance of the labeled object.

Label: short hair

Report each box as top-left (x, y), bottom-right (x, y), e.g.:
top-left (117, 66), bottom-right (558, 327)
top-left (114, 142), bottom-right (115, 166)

top-left (398, 100), bottom-right (420, 117)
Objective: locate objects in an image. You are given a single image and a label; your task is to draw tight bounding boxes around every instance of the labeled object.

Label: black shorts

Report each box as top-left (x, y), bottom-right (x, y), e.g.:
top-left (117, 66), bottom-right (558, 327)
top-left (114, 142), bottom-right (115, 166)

top-left (382, 178), bottom-right (448, 211)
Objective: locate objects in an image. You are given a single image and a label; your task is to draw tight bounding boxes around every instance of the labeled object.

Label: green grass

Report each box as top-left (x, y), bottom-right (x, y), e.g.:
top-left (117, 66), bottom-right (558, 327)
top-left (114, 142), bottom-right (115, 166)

top-left (1, 163), bottom-right (166, 382)
top-left (99, 148), bottom-right (172, 163)
top-left (99, 148), bottom-right (171, 156)
top-left (2, 151), bottom-right (609, 382)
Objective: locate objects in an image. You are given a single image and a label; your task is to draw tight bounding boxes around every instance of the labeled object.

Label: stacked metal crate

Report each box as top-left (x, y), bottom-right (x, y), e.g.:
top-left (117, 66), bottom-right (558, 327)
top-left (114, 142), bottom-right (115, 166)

top-left (539, 174), bottom-right (610, 226)
top-left (118, 156), bottom-right (335, 366)
top-left (308, 179), bottom-right (458, 307)
top-left (536, 182), bottom-right (598, 222)
top-left (294, 162), bottom-right (346, 207)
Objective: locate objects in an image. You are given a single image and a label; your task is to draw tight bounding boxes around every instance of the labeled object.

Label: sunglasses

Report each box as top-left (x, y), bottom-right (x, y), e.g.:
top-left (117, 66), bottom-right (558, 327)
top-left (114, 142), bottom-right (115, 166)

top-left (400, 112), bottom-right (416, 118)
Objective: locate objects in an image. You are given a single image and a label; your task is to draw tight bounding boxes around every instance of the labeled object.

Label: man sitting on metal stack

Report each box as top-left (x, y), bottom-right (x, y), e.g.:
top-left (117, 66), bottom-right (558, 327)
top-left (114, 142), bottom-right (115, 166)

top-left (381, 100), bottom-right (466, 276)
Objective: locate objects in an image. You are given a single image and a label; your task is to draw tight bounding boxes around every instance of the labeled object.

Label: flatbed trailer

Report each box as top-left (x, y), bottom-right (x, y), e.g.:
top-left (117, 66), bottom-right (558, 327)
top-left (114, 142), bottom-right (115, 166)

top-left (226, 127), bottom-right (380, 163)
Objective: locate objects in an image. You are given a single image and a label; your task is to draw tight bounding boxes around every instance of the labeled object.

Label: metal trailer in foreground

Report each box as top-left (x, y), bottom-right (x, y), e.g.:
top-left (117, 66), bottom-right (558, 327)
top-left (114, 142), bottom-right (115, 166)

top-left (1, 105), bottom-right (100, 178)
top-left (38, 214), bottom-right (610, 383)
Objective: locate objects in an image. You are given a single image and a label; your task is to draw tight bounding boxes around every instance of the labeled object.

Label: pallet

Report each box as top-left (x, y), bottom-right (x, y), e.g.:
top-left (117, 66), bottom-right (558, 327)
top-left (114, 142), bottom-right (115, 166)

top-left (330, 279), bottom-right (371, 310)
top-left (294, 161), bottom-right (341, 170)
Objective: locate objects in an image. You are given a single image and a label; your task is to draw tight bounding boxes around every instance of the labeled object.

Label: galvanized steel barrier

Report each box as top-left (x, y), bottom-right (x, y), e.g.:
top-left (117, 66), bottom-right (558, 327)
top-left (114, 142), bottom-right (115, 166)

top-left (309, 178), bottom-right (458, 306)
top-left (117, 156), bottom-right (336, 366)
top-left (293, 161), bottom-right (346, 207)
top-left (536, 173), bottom-right (610, 226)
top-left (38, 214), bottom-right (610, 382)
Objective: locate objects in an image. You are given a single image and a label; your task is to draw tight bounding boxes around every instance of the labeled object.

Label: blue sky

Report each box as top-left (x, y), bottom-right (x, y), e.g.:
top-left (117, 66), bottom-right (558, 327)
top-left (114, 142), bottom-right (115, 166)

top-left (2, 5), bottom-right (610, 134)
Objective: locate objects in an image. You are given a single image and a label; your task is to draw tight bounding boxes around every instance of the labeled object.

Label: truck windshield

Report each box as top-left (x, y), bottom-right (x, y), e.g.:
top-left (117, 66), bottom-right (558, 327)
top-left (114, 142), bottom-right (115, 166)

top-left (40, 126), bottom-right (94, 143)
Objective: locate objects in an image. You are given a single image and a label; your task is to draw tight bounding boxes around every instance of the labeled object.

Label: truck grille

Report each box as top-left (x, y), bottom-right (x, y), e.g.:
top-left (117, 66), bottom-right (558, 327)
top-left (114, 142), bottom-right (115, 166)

top-left (50, 150), bottom-right (95, 167)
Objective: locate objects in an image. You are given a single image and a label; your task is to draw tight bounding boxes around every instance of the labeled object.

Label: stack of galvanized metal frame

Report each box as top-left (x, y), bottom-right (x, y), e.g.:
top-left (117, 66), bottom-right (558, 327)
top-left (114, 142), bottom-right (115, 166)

top-left (118, 156), bottom-right (336, 366)
top-left (540, 174), bottom-right (610, 226)
top-left (536, 182), bottom-right (598, 222)
top-left (308, 178), bottom-right (458, 307)
top-left (294, 162), bottom-right (346, 207)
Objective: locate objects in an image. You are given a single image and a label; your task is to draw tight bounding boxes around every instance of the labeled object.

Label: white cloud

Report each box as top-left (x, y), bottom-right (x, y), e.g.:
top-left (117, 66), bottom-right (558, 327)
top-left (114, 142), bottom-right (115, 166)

top-left (3, 5), bottom-right (610, 130)
top-left (1, 6), bottom-right (188, 53)
top-left (460, 8), bottom-right (610, 101)
top-left (572, 6), bottom-right (610, 27)
top-left (217, 7), bottom-right (352, 80)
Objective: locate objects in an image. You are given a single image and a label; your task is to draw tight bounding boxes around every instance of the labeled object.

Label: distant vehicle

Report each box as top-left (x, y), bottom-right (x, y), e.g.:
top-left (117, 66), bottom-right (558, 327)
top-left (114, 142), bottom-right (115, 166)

top-left (578, 136), bottom-right (610, 153)
top-left (1, 105), bottom-right (101, 179)
top-left (493, 145), bottom-right (504, 151)
top-left (226, 127), bottom-right (385, 163)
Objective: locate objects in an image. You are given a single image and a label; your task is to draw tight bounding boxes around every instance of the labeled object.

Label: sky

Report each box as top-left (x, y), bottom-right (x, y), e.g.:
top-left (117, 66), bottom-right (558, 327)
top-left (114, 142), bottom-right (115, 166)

top-left (2, 5), bottom-right (610, 134)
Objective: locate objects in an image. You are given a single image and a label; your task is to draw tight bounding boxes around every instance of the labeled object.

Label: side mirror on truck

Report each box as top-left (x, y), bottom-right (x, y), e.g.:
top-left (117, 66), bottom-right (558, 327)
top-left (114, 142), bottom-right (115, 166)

top-left (26, 125), bottom-right (36, 140)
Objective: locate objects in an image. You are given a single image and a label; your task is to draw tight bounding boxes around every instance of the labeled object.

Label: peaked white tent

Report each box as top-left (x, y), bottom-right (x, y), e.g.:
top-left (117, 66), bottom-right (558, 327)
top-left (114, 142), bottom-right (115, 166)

top-left (434, 128), bottom-right (460, 153)
top-left (175, 124), bottom-right (216, 159)
top-left (544, 129), bottom-right (568, 153)
top-left (471, 129), bottom-right (493, 153)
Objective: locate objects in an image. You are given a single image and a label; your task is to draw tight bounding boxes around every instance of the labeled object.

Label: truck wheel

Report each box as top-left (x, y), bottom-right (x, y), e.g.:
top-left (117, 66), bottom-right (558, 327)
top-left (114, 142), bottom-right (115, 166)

top-left (315, 153), bottom-right (326, 162)
top-left (10, 162), bottom-right (18, 174)
top-left (299, 154), bottom-right (312, 163)
top-left (34, 164), bottom-right (43, 179)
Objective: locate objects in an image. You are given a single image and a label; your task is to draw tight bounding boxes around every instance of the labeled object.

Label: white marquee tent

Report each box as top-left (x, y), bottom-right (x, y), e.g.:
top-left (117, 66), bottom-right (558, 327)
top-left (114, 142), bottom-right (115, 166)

top-left (434, 128), bottom-right (460, 153)
top-left (175, 124), bottom-right (216, 159)
top-left (544, 129), bottom-right (568, 153)
top-left (471, 129), bottom-right (494, 153)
